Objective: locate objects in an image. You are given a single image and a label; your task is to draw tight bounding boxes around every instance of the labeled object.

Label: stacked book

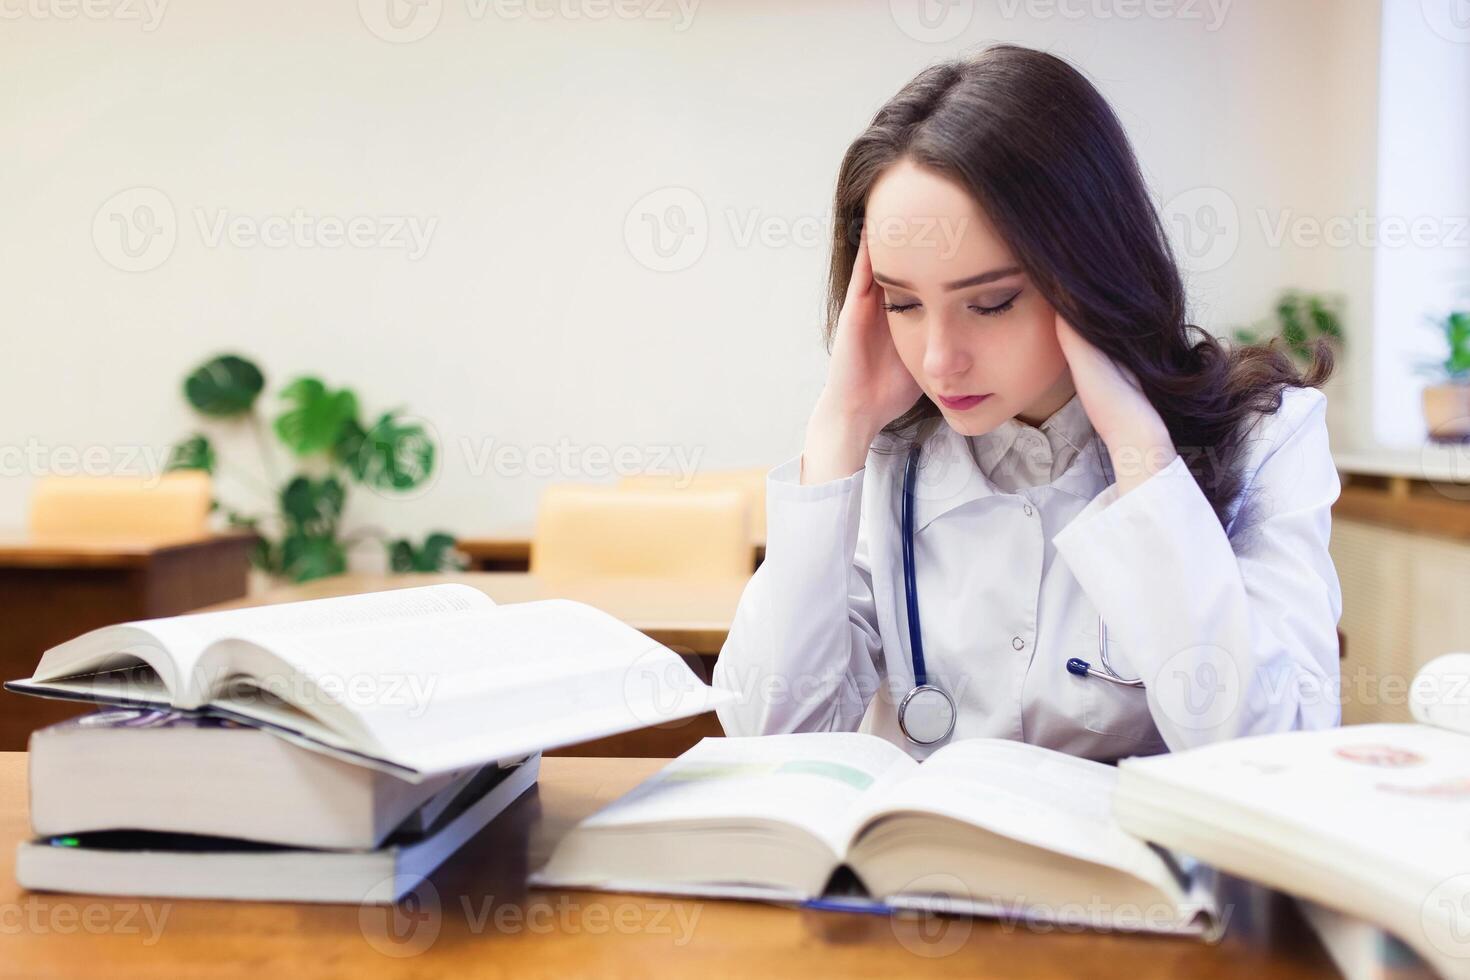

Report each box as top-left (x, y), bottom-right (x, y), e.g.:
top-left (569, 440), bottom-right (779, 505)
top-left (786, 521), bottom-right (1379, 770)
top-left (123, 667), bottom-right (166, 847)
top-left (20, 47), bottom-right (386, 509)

top-left (6, 583), bottom-right (732, 904)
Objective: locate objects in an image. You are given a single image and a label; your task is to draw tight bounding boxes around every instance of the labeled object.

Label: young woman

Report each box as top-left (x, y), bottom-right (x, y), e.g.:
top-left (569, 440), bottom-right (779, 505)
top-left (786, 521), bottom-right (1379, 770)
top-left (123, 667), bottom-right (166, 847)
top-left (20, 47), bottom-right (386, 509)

top-left (713, 45), bottom-right (1343, 761)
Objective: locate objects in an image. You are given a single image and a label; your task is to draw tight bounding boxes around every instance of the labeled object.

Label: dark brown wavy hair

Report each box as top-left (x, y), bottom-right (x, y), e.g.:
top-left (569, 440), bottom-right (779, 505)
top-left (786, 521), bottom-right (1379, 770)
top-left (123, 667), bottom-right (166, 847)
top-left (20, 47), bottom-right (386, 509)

top-left (824, 44), bottom-right (1332, 537)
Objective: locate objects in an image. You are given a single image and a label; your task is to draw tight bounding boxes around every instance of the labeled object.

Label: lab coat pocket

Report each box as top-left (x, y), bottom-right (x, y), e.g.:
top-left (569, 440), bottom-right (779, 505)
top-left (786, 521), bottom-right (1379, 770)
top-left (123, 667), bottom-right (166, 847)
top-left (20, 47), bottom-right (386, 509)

top-left (1078, 625), bottom-right (1161, 744)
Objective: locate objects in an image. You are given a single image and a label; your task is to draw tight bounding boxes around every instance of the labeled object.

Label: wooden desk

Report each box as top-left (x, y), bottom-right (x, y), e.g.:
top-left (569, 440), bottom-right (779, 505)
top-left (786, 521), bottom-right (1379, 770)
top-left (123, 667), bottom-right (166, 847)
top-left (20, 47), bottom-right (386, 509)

top-left (0, 752), bottom-right (1340, 978)
top-left (457, 529), bottom-right (767, 573)
top-left (198, 571), bottom-right (749, 757)
top-left (0, 532), bottom-right (255, 751)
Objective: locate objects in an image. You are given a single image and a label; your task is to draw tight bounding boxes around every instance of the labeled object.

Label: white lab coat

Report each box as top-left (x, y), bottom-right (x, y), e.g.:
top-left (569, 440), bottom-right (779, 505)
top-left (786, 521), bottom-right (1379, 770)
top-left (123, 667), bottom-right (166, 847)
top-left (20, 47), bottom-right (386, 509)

top-left (713, 385), bottom-right (1344, 761)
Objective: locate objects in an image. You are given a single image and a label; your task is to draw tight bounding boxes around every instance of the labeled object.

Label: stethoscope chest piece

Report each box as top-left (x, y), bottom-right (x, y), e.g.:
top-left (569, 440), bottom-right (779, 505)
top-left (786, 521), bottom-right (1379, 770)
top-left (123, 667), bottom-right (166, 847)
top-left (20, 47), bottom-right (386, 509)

top-left (897, 684), bottom-right (956, 745)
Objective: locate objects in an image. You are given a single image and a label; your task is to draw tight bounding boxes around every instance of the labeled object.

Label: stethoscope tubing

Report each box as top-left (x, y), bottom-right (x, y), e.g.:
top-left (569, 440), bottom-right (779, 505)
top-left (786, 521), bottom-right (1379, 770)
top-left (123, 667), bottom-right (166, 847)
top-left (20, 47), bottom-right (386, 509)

top-left (902, 443), bottom-right (1144, 703)
top-left (901, 446), bottom-right (929, 689)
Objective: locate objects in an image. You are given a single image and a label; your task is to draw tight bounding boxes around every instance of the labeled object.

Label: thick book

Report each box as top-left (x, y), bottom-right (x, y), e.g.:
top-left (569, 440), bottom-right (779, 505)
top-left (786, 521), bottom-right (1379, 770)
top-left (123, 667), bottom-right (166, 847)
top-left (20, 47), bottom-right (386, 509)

top-left (5, 584), bottom-right (732, 780)
top-left (28, 709), bottom-right (482, 849)
top-left (1114, 653), bottom-right (1470, 979)
top-left (529, 732), bottom-right (1219, 937)
top-left (16, 753), bottom-right (540, 904)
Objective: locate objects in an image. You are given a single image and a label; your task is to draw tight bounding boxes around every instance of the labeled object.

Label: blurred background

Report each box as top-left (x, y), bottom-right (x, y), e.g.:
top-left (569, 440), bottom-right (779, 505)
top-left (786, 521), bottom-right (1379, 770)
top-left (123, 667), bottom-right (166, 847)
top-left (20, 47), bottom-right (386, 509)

top-left (1, 0), bottom-right (1467, 743)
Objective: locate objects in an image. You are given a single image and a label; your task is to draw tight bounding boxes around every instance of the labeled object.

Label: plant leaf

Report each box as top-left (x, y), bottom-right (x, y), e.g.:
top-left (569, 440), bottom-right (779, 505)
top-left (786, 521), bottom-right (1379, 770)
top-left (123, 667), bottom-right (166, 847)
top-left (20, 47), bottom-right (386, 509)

top-left (274, 378), bottom-right (360, 456)
top-left (279, 533), bottom-right (347, 582)
top-left (341, 411), bottom-right (435, 492)
top-left (386, 532), bottom-right (463, 572)
top-left (184, 355), bottom-right (264, 417)
top-left (165, 433), bottom-right (216, 474)
top-left (387, 539), bottom-right (417, 573)
top-left (333, 417), bottom-right (368, 471)
top-left (279, 475), bottom-right (346, 538)
top-left (247, 536), bottom-right (278, 575)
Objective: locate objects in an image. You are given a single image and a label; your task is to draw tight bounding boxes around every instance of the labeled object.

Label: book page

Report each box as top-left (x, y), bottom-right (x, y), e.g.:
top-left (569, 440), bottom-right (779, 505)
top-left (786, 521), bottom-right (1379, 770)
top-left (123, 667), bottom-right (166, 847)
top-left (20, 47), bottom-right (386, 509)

top-left (29, 584), bottom-right (494, 706)
top-left (851, 738), bottom-right (1182, 898)
top-left (574, 732), bottom-right (918, 858)
top-left (205, 598), bottom-right (735, 774)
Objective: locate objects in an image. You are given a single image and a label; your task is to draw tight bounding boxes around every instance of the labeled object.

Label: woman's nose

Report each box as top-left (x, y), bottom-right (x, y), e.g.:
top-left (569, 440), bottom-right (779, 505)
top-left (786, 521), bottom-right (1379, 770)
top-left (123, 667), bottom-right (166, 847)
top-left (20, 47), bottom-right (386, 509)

top-left (922, 315), bottom-right (973, 380)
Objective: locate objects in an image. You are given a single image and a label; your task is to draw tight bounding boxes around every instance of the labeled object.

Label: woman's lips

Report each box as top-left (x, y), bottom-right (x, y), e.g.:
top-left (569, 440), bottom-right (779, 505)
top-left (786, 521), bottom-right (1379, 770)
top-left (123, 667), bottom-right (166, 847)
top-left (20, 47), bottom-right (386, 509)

top-left (936, 393), bottom-right (992, 411)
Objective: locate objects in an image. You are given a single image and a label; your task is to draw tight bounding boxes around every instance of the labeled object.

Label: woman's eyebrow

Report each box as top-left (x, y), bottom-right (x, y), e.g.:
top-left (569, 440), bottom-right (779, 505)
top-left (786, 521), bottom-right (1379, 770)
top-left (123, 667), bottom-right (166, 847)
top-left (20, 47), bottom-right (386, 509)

top-left (871, 266), bottom-right (1023, 291)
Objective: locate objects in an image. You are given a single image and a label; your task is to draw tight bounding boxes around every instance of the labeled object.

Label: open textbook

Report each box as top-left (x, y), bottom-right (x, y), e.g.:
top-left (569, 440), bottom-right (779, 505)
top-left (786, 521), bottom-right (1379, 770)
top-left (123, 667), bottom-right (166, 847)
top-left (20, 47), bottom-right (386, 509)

top-left (1114, 653), bottom-right (1470, 980)
top-left (531, 732), bottom-right (1219, 937)
top-left (5, 584), bottom-right (732, 780)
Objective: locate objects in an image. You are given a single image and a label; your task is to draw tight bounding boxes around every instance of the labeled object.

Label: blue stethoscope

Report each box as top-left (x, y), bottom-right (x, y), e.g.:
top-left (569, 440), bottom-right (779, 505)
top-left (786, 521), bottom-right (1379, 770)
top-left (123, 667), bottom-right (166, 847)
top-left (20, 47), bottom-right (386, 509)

top-left (897, 444), bottom-right (1143, 747)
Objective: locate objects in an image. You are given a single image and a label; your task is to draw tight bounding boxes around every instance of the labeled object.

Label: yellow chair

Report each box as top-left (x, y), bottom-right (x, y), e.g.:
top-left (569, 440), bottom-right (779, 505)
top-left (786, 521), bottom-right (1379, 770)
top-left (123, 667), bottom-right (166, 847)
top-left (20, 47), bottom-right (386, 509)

top-left (28, 472), bottom-right (213, 539)
top-left (618, 467), bottom-right (768, 540)
top-left (530, 484), bottom-right (750, 581)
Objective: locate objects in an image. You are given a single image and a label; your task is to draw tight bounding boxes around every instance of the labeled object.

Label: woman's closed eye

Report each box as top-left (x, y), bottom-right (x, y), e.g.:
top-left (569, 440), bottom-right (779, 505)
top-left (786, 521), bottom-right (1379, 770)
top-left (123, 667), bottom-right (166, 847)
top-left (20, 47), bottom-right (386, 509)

top-left (882, 289), bottom-right (1022, 317)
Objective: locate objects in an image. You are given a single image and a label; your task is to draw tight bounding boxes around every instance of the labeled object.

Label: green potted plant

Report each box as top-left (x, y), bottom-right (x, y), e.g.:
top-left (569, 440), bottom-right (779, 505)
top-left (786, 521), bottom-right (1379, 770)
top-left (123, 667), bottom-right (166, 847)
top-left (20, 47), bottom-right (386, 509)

top-left (1231, 291), bottom-right (1345, 363)
top-left (1415, 310), bottom-right (1470, 443)
top-left (164, 353), bottom-right (466, 582)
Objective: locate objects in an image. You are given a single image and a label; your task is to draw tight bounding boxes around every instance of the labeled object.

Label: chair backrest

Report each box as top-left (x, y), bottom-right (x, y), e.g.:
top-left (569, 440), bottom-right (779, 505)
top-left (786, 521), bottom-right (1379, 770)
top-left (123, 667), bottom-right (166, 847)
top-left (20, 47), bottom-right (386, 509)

top-left (531, 484), bottom-right (750, 580)
top-left (28, 472), bottom-right (213, 539)
top-left (617, 467), bottom-right (768, 540)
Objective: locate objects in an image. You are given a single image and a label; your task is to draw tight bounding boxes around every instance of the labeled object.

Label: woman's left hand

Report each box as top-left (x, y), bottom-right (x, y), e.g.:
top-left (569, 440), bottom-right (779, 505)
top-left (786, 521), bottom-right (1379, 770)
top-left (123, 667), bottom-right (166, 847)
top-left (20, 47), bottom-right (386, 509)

top-left (1055, 313), bottom-right (1177, 495)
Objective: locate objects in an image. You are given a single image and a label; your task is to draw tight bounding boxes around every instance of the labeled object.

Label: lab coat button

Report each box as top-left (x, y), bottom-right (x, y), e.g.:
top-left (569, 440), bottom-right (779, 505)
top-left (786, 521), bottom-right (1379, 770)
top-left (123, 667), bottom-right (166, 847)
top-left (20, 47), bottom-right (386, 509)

top-left (1012, 636), bottom-right (1025, 650)
top-left (1023, 504), bottom-right (1034, 517)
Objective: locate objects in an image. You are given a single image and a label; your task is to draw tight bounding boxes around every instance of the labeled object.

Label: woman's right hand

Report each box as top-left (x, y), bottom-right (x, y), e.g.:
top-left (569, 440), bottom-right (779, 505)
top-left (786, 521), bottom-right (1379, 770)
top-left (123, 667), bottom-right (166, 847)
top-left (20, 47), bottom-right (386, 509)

top-left (801, 226), bottom-right (923, 485)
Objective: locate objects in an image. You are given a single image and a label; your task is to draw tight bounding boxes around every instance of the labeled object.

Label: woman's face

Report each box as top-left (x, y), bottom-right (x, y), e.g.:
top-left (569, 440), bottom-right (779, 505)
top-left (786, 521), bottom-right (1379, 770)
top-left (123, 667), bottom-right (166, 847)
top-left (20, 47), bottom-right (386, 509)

top-left (865, 158), bottom-right (1074, 435)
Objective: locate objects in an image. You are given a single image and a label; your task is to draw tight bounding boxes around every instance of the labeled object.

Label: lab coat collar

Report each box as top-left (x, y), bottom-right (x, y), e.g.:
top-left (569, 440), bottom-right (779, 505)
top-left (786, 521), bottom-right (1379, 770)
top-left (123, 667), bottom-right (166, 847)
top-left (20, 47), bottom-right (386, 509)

top-left (970, 392), bottom-right (1095, 480)
top-left (903, 400), bottom-right (1114, 533)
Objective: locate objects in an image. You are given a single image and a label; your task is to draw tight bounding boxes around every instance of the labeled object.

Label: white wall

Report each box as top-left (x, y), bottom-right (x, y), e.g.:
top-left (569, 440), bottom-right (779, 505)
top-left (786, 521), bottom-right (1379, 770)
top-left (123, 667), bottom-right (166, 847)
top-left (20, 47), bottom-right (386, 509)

top-left (0, 0), bottom-right (1385, 566)
top-left (1372, 0), bottom-right (1470, 447)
